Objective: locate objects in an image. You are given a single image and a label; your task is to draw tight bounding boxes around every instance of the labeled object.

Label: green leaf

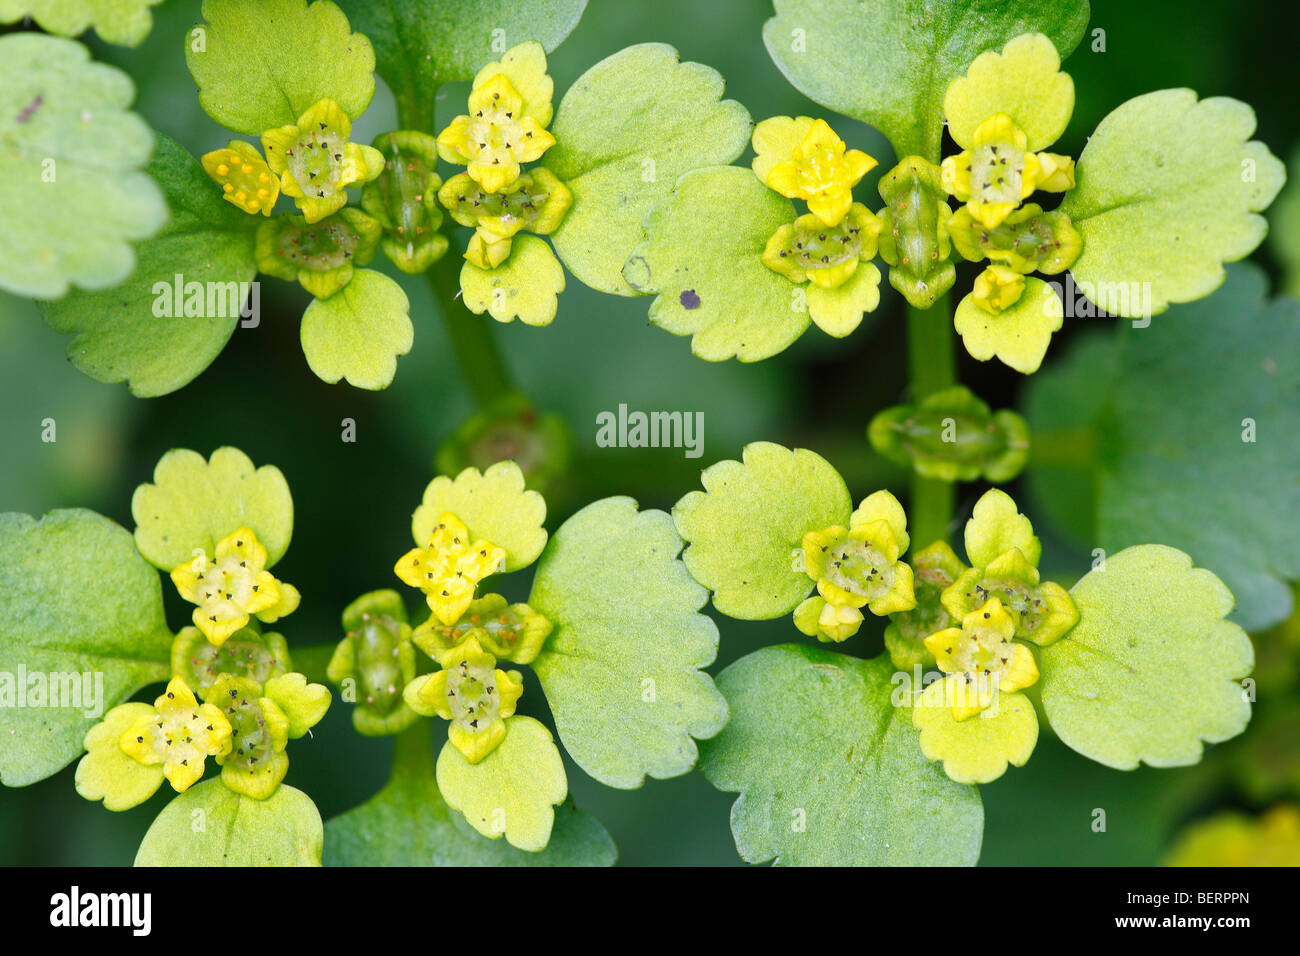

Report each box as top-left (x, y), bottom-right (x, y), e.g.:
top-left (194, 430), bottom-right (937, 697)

top-left (300, 268), bottom-right (412, 390)
top-left (435, 715), bottom-right (567, 852)
top-left (412, 460), bottom-right (546, 572)
top-left (1060, 89), bottom-right (1285, 317)
top-left (546, 43), bottom-right (751, 295)
top-left (623, 166), bottom-right (806, 361)
top-left (529, 497), bottom-right (727, 788)
top-left (0, 509), bottom-right (172, 787)
top-left (460, 235), bottom-right (565, 327)
top-left (953, 277), bottom-right (1064, 374)
top-left (1039, 545), bottom-right (1254, 770)
top-left (1025, 265), bottom-right (1300, 631)
top-left (132, 446), bottom-right (294, 571)
top-left (324, 724), bottom-right (615, 865)
top-left (699, 645), bottom-right (984, 866)
top-left (762, 0), bottom-right (1090, 159)
top-left (135, 779), bottom-right (323, 865)
top-left (38, 135), bottom-right (256, 397)
top-left (673, 442), bottom-right (850, 619)
top-left (186, 0), bottom-right (376, 136)
top-left (0, 34), bottom-right (165, 298)
top-left (335, 0), bottom-right (586, 127)
top-left (0, 0), bottom-right (164, 46)
top-left (1270, 144), bottom-right (1300, 299)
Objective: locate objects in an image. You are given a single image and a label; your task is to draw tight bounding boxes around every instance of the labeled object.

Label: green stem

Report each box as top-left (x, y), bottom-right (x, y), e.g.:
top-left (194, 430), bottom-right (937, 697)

top-left (391, 718), bottom-right (437, 781)
top-left (427, 253), bottom-right (515, 407)
top-left (906, 294), bottom-right (957, 546)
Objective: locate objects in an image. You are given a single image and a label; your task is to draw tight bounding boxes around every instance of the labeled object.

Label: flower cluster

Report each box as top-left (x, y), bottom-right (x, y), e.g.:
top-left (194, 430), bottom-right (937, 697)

top-left (753, 116), bottom-right (884, 336)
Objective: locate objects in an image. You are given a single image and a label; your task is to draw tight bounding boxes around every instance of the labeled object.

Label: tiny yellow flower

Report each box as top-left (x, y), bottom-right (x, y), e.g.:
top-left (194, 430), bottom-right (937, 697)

top-left (262, 98), bottom-right (385, 223)
top-left (1033, 152), bottom-right (1076, 192)
top-left (923, 598), bottom-right (1039, 719)
top-left (765, 118), bottom-right (877, 227)
top-left (201, 140), bottom-right (280, 215)
top-left (794, 594), bottom-right (864, 643)
top-left (170, 527), bottom-right (301, 645)
top-left (438, 73), bottom-right (556, 195)
top-left (394, 511), bottom-right (506, 626)
top-left (940, 113), bottom-right (1043, 229)
top-left (403, 636), bottom-right (524, 763)
top-left (412, 593), bottom-right (553, 666)
top-left (801, 491), bottom-right (915, 617)
top-left (119, 678), bottom-right (232, 792)
top-left (971, 264), bottom-right (1026, 313)
top-left (464, 230), bottom-right (514, 270)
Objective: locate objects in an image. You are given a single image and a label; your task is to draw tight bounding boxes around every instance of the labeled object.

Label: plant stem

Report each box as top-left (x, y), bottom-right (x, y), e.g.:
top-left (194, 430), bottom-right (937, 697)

top-left (427, 253), bottom-right (515, 407)
top-left (287, 642), bottom-right (337, 684)
top-left (906, 294), bottom-right (957, 546)
top-left (391, 718), bottom-right (437, 780)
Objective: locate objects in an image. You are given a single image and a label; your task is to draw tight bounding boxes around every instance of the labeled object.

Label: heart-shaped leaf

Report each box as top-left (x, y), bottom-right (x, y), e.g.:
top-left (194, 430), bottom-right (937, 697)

top-left (187, 0), bottom-right (376, 135)
top-left (39, 135), bottom-right (257, 397)
top-left (762, 0), bottom-right (1090, 159)
top-left (336, 0), bottom-right (586, 127)
top-left (300, 269), bottom-right (413, 390)
top-left (1039, 545), bottom-right (1254, 770)
top-left (135, 778), bottom-right (323, 865)
top-left (1060, 89), bottom-right (1284, 317)
top-left (460, 234), bottom-right (565, 327)
top-left (530, 497), bottom-right (728, 788)
top-left (0, 509), bottom-right (172, 787)
top-left (546, 43), bottom-right (751, 295)
top-left (0, 0), bottom-right (165, 46)
top-left (0, 33), bottom-right (165, 298)
top-left (673, 442), bottom-right (851, 619)
top-left (623, 166), bottom-right (807, 362)
top-left (132, 446), bottom-right (294, 572)
top-left (700, 644), bottom-right (984, 866)
top-left (412, 461), bottom-right (546, 573)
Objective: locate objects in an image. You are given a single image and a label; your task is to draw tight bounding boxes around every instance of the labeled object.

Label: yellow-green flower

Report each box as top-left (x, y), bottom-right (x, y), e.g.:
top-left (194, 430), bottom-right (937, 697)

top-left (762, 203), bottom-right (882, 289)
top-left (971, 263), bottom-right (1026, 313)
top-left (800, 490), bottom-right (915, 616)
top-left (940, 113), bottom-right (1045, 229)
top-left (793, 594), bottom-right (864, 643)
top-left (412, 593), bottom-right (553, 666)
top-left (254, 207), bottom-right (381, 299)
top-left (1166, 805), bottom-right (1300, 867)
top-left (438, 73), bottom-right (556, 195)
top-left (923, 598), bottom-right (1039, 719)
top-left (261, 98), bottom-right (385, 223)
top-left (209, 672), bottom-right (329, 799)
top-left (76, 678), bottom-right (233, 811)
top-left (201, 140), bottom-right (279, 215)
top-left (170, 527), bottom-right (301, 645)
top-left (439, 168), bottom-right (573, 269)
top-left (403, 636), bottom-right (524, 763)
top-left (946, 202), bottom-right (1082, 275)
top-left (760, 117), bottom-right (877, 227)
top-left (394, 511), bottom-right (506, 625)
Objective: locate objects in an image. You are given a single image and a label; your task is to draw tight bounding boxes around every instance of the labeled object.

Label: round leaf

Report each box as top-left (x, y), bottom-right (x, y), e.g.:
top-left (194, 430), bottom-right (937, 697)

top-left (39, 135), bottom-right (256, 397)
top-left (0, 0), bottom-right (165, 46)
top-left (762, 0), bottom-right (1090, 159)
top-left (300, 269), bottom-right (413, 390)
top-left (530, 497), bottom-right (728, 788)
top-left (911, 679), bottom-right (1039, 784)
top-left (0, 34), bottom-right (165, 298)
top-left (132, 446), bottom-right (294, 571)
top-left (1040, 545), bottom-right (1254, 770)
top-left (1060, 89), bottom-right (1285, 317)
top-left (412, 461), bottom-right (546, 572)
top-left (623, 166), bottom-right (807, 362)
top-left (673, 442), bottom-right (851, 619)
top-left (546, 43), bottom-right (752, 295)
top-left (186, 0), bottom-right (376, 135)
top-left (0, 509), bottom-right (172, 787)
top-left (460, 235), bottom-right (565, 327)
top-left (700, 645), bottom-right (984, 866)
top-left (954, 277), bottom-right (1063, 375)
top-left (135, 779), bottom-right (323, 865)
top-left (435, 715), bottom-right (567, 852)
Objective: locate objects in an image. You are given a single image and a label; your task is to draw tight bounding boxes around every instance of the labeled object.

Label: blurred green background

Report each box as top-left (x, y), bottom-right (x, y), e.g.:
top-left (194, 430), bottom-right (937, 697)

top-left (1, 0), bottom-right (1297, 865)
